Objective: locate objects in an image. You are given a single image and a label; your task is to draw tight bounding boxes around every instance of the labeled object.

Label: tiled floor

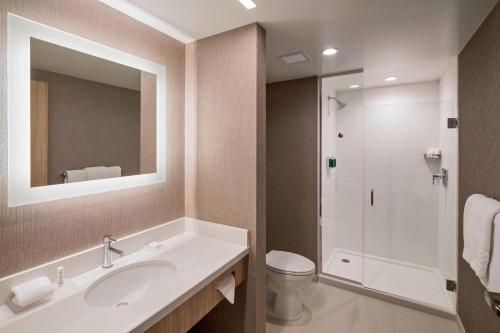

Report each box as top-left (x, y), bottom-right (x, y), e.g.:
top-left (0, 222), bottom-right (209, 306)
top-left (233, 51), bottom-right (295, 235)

top-left (266, 283), bottom-right (460, 333)
top-left (324, 248), bottom-right (454, 310)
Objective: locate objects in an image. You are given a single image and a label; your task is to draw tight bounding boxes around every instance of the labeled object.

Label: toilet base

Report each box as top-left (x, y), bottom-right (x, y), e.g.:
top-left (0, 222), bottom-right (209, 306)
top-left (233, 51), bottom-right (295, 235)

top-left (268, 289), bottom-right (303, 321)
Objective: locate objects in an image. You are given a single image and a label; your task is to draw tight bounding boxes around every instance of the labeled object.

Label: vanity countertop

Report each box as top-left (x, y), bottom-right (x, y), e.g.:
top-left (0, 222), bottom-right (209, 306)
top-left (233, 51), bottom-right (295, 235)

top-left (0, 218), bottom-right (249, 333)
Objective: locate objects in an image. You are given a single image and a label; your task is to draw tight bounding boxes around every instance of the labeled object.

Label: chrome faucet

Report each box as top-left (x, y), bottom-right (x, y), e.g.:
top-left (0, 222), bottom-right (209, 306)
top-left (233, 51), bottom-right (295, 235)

top-left (103, 235), bottom-right (124, 268)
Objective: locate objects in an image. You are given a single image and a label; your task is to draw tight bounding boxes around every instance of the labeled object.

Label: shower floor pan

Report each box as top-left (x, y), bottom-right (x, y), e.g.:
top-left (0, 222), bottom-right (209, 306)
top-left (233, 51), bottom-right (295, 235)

top-left (323, 248), bottom-right (453, 310)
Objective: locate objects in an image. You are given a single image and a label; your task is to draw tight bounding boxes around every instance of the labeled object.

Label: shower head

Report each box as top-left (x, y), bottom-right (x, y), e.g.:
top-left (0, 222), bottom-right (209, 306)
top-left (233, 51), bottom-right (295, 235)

top-left (328, 96), bottom-right (348, 110)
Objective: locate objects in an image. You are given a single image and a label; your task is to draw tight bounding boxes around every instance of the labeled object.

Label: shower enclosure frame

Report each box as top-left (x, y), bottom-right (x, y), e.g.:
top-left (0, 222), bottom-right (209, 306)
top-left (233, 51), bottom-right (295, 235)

top-left (316, 72), bottom-right (458, 319)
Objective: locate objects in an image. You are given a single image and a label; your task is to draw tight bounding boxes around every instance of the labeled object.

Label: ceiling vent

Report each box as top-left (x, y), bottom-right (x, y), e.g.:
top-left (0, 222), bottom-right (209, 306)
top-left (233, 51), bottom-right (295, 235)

top-left (278, 52), bottom-right (310, 65)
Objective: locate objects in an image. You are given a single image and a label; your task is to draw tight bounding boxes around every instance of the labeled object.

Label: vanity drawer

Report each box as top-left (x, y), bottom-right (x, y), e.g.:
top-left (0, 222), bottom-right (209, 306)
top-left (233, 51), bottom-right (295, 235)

top-left (145, 256), bottom-right (248, 333)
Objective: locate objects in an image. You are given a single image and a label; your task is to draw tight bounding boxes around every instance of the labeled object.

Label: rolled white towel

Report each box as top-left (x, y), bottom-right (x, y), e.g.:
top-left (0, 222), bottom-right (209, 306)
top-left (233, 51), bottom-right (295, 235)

top-left (64, 169), bottom-right (87, 183)
top-left (426, 148), bottom-right (441, 156)
top-left (11, 276), bottom-right (55, 307)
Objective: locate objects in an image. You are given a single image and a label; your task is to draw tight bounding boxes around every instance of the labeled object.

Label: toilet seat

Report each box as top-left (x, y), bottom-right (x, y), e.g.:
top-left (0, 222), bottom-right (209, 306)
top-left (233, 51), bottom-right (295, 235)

top-left (266, 250), bottom-right (315, 276)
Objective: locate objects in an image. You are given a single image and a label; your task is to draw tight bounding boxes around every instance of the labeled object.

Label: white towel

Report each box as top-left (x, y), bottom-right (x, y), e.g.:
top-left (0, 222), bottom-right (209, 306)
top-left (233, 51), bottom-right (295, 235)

top-left (426, 148), bottom-right (441, 156)
top-left (483, 215), bottom-right (500, 292)
top-left (463, 194), bottom-right (500, 279)
top-left (85, 166), bottom-right (107, 181)
top-left (11, 276), bottom-right (55, 307)
top-left (64, 169), bottom-right (87, 183)
top-left (106, 166), bottom-right (121, 178)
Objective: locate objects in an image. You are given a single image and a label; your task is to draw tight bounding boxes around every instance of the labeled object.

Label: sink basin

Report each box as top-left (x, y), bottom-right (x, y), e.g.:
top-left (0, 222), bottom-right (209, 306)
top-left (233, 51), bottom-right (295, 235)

top-left (84, 260), bottom-right (176, 308)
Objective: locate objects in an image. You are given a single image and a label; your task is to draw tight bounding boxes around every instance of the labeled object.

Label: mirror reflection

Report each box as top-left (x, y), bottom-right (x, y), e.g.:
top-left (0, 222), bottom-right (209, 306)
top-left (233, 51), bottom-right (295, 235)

top-left (30, 38), bottom-right (156, 187)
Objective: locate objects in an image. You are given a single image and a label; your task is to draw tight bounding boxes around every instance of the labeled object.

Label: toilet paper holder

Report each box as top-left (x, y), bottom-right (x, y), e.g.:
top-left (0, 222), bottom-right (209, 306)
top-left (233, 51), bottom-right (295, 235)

top-left (484, 291), bottom-right (500, 317)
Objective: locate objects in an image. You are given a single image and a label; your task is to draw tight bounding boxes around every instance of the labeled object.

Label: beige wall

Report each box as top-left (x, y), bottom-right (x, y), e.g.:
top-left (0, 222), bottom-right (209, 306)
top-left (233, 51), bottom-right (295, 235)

top-left (0, 0), bottom-right (185, 278)
top-left (186, 24), bottom-right (267, 333)
top-left (266, 77), bottom-right (319, 265)
top-left (458, 2), bottom-right (500, 332)
top-left (31, 69), bottom-right (141, 184)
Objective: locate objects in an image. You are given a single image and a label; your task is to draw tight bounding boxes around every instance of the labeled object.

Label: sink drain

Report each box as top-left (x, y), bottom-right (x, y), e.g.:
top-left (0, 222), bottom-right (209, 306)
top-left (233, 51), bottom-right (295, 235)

top-left (341, 258), bottom-right (350, 263)
top-left (116, 301), bottom-right (129, 307)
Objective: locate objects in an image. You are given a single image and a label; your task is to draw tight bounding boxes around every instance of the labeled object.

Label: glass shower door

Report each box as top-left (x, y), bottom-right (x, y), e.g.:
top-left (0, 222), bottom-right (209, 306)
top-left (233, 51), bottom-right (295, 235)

top-left (362, 101), bottom-right (453, 309)
top-left (320, 74), bottom-right (364, 284)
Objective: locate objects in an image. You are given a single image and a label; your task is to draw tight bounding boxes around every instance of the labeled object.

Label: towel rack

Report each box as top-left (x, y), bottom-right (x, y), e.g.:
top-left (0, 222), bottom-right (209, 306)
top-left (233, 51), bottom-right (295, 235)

top-left (484, 291), bottom-right (500, 317)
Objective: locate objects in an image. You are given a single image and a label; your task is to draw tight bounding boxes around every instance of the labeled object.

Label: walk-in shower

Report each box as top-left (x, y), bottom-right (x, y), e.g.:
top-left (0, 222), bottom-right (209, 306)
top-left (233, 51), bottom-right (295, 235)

top-left (320, 71), bottom-right (458, 312)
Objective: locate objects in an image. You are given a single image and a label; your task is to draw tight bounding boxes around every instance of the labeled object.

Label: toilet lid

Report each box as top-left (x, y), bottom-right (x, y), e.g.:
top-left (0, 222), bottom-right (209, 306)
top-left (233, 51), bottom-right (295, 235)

top-left (266, 251), bottom-right (315, 276)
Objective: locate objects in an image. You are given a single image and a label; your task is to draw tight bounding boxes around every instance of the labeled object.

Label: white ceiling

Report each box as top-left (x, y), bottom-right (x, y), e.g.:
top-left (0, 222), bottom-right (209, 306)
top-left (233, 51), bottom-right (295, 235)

top-left (126, 0), bottom-right (497, 85)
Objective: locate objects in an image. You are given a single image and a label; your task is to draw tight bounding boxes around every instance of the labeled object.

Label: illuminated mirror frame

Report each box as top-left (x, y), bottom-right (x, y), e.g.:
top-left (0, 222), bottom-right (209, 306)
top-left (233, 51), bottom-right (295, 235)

top-left (7, 13), bottom-right (166, 207)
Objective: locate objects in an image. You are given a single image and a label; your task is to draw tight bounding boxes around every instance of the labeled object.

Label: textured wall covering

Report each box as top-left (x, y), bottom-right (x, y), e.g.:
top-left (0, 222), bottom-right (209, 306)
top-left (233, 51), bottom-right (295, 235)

top-left (31, 69), bottom-right (141, 184)
top-left (458, 2), bottom-right (500, 332)
top-left (186, 24), bottom-right (266, 333)
top-left (266, 77), bottom-right (318, 265)
top-left (0, 0), bottom-right (185, 278)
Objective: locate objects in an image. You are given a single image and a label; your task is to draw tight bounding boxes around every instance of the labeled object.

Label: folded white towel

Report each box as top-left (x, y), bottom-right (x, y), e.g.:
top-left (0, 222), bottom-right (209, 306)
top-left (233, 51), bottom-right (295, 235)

top-left (11, 276), bottom-right (55, 307)
top-left (482, 215), bottom-right (500, 292)
top-left (64, 169), bottom-right (87, 183)
top-left (85, 166), bottom-right (107, 181)
top-left (463, 194), bottom-right (500, 279)
top-left (426, 148), bottom-right (441, 156)
top-left (106, 166), bottom-right (121, 178)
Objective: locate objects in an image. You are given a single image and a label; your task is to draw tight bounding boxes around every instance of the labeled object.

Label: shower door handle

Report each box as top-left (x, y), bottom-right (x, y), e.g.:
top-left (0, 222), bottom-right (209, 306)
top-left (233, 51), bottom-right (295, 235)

top-left (370, 189), bottom-right (374, 206)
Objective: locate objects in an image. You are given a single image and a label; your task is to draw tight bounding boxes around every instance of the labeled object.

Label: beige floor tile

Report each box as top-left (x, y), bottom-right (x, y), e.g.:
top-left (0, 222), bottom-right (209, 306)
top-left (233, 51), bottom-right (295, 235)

top-left (267, 283), bottom-right (459, 333)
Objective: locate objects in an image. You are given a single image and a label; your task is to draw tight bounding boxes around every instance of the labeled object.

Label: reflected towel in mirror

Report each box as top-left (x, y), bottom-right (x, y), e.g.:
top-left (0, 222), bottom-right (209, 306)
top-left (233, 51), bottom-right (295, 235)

top-left (64, 169), bottom-right (87, 183)
top-left (85, 166), bottom-right (107, 181)
top-left (106, 166), bottom-right (122, 178)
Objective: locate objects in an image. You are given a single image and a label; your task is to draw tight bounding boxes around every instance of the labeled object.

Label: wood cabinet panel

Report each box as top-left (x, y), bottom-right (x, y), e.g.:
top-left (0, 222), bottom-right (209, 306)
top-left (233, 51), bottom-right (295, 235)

top-left (145, 256), bottom-right (248, 333)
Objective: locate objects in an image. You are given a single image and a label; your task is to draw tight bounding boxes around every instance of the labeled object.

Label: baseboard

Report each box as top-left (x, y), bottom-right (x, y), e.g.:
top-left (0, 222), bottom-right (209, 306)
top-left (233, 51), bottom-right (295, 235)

top-left (319, 274), bottom-right (457, 320)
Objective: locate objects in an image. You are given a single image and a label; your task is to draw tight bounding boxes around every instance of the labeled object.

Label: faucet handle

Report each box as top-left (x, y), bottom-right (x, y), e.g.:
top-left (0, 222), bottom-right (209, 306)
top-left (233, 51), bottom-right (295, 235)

top-left (104, 235), bottom-right (116, 243)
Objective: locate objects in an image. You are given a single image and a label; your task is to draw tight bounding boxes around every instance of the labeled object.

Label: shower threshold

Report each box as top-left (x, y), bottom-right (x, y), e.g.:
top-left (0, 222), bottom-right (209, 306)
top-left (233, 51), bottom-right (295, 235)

top-left (323, 249), bottom-right (454, 311)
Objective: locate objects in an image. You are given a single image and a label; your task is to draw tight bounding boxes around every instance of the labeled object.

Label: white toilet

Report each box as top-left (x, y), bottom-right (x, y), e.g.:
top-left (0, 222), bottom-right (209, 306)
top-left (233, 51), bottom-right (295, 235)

top-left (266, 250), bottom-right (316, 321)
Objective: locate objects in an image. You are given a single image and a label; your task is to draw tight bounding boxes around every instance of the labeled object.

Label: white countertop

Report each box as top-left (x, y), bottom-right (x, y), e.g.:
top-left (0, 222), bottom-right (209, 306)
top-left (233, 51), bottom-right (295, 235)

top-left (0, 218), bottom-right (249, 333)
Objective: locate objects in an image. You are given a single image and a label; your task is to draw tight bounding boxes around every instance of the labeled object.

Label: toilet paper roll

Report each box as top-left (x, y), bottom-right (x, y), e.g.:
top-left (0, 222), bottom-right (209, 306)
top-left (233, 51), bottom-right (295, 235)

top-left (217, 273), bottom-right (236, 304)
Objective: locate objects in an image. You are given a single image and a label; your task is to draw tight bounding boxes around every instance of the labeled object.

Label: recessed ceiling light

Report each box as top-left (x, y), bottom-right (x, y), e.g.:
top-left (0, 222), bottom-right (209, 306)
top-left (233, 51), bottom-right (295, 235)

top-left (385, 76), bottom-right (397, 82)
top-left (349, 85), bottom-right (360, 89)
top-left (322, 48), bottom-right (338, 56)
top-left (238, 0), bottom-right (256, 9)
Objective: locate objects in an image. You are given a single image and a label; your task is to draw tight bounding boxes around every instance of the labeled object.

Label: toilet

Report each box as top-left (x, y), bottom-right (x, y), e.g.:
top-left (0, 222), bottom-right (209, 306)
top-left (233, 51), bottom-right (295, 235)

top-left (266, 250), bottom-right (316, 321)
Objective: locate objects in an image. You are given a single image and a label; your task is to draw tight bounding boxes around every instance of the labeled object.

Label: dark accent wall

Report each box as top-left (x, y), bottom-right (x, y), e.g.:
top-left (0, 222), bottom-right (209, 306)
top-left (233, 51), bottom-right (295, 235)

top-left (458, 2), bottom-right (500, 332)
top-left (31, 69), bottom-right (141, 184)
top-left (266, 77), bottom-right (318, 265)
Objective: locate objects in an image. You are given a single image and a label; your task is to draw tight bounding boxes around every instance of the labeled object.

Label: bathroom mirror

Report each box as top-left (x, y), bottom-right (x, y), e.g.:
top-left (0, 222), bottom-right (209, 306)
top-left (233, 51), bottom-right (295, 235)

top-left (30, 38), bottom-right (157, 187)
top-left (8, 14), bottom-right (166, 206)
